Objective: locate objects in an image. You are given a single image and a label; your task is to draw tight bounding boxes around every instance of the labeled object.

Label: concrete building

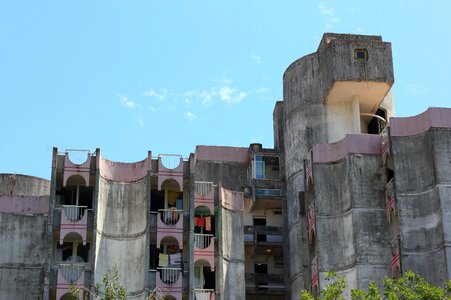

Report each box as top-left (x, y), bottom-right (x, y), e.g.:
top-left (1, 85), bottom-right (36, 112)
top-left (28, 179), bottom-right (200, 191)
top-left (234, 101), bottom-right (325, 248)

top-left (1, 33), bottom-right (450, 299)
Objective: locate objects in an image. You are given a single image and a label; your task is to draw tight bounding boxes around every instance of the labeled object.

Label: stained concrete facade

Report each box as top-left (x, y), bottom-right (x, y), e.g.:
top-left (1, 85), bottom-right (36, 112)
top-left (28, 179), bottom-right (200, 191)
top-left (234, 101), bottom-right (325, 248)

top-left (1, 33), bottom-right (451, 299)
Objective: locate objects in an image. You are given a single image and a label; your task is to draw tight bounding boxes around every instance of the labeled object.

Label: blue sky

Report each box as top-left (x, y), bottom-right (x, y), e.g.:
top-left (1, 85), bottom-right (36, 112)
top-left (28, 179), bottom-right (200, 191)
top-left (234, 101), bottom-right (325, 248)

top-left (1, 1), bottom-right (450, 179)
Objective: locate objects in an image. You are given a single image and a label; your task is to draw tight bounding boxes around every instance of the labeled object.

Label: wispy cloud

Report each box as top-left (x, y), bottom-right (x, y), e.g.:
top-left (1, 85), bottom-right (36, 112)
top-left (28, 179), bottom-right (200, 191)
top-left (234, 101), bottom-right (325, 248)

top-left (318, 2), bottom-right (341, 31)
top-left (218, 86), bottom-right (246, 104)
top-left (144, 89), bottom-right (168, 101)
top-left (318, 2), bottom-right (335, 16)
top-left (185, 111), bottom-right (197, 122)
top-left (251, 53), bottom-right (263, 64)
top-left (256, 87), bottom-right (269, 94)
top-left (120, 97), bottom-right (136, 108)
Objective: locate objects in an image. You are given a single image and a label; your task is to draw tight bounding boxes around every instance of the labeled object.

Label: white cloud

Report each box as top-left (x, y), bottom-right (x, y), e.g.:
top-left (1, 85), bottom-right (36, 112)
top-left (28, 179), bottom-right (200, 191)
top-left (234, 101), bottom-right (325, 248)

top-left (251, 53), bottom-right (262, 64)
top-left (256, 87), bottom-right (269, 94)
top-left (185, 111), bottom-right (197, 122)
top-left (120, 97), bottom-right (136, 108)
top-left (200, 89), bottom-right (216, 107)
top-left (218, 86), bottom-right (246, 104)
top-left (318, 2), bottom-right (335, 16)
top-left (144, 89), bottom-right (168, 101)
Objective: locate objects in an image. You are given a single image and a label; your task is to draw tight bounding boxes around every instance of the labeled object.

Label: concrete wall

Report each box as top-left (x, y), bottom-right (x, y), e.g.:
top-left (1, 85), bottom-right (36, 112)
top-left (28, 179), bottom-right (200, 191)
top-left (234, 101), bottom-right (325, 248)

top-left (94, 156), bottom-right (150, 299)
top-left (311, 153), bottom-right (390, 293)
top-left (0, 174), bottom-right (50, 300)
top-left (219, 187), bottom-right (245, 300)
top-left (391, 125), bottom-right (451, 284)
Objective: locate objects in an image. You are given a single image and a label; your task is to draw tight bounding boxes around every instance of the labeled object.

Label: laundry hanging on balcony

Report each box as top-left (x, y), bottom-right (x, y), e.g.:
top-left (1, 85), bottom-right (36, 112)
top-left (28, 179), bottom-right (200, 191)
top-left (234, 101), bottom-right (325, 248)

top-left (159, 253), bottom-right (169, 267)
top-left (195, 216), bottom-right (205, 227)
top-left (205, 216), bottom-right (211, 231)
top-left (170, 252), bottom-right (181, 265)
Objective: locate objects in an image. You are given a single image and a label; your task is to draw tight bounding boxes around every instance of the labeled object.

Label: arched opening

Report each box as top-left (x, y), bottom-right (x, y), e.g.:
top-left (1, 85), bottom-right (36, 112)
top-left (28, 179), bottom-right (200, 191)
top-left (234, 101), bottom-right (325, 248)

top-left (158, 236), bottom-right (182, 284)
top-left (60, 292), bottom-right (78, 300)
top-left (152, 179), bottom-right (183, 225)
top-left (194, 259), bottom-right (215, 299)
top-left (56, 233), bottom-right (89, 263)
top-left (194, 206), bottom-right (214, 249)
top-left (59, 175), bottom-right (93, 213)
top-left (162, 295), bottom-right (177, 300)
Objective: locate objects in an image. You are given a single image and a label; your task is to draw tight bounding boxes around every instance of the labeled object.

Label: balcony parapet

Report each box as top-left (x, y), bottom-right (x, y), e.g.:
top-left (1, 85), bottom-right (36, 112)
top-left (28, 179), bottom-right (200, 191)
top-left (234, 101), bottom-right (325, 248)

top-left (244, 225), bottom-right (283, 245)
top-left (313, 134), bottom-right (382, 164)
top-left (390, 107), bottom-right (451, 137)
top-left (194, 181), bottom-right (214, 211)
top-left (157, 209), bottom-right (183, 248)
top-left (158, 154), bottom-right (184, 191)
top-left (156, 267), bottom-right (182, 289)
top-left (193, 289), bottom-right (215, 300)
top-left (56, 263), bottom-right (85, 300)
top-left (63, 150), bottom-right (92, 187)
top-left (311, 256), bottom-right (319, 293)
top-left (308, 202), bottom-right (316, 245)
top-left (194, 234), bottom-right (215, 268)
top-left (59, 205), bottom-right (88, 245)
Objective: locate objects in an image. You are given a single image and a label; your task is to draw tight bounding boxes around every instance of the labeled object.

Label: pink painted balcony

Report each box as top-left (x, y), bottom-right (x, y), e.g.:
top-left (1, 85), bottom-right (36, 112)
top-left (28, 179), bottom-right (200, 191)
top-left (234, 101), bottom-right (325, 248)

top-left (385, 179), bottom-right (397, 223)
top-left (56, 264), bottom-right (84, 300)
top-left (193, 289), bottom-right (215, 300)
top-left (59, 205), bottom-right (88, 245)
top-left (156, 267), bottom-right (183, 293)
top-left (158, 154), bottom-right (184, 191)
top-left (157, 209), bottom-right (183, 248)
top-left (194, 234), bottom-right (215, 268)
top-left (63, 150), bottom-right (92, 187)
top-left (194, 181), bottom-right (214, 212)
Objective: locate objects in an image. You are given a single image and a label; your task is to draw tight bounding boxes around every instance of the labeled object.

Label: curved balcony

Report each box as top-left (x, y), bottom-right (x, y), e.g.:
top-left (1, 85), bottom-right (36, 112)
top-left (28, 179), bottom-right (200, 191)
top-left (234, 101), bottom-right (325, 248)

top-left (194, 181), bottom-right (214, 212)
top-left (158, 154), bottom-right (184, 191)
top-left (59, 205), bottom-right (88, 245)
top-left (193, 289), bottom-right (215, 300)
top-left (391, 236), bottom-right (401, 278)
top-left (63, 150), bottom-right (92, 187)
top-left (311, 256), bottom-right (319, 293)
top-left (56, 264), bottom-right (84, 300)
top-left (156, 267), bottom-right (182, 287)
top-left (194, 234), bottom-right (215, 268)
top-left (159, 209), bottom-right (183, 226)
top-left (308, 202), bottom-right (316, 245)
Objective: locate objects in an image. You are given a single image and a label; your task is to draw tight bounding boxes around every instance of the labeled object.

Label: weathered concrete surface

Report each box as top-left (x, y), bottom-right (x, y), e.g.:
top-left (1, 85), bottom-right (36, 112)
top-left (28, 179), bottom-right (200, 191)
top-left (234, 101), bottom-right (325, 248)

top-left (312, 154), bottom-right (390, 293)
top-left (95, 176), bottom-right (148, 299)
top-left (0, 174), bottom-right (50, 300)
top-left (391, 127), bottom-right (451, 284)
top-left (281, 33), bottom-right (394, 297)
top-left (219, 187), bottom-right (245, 300)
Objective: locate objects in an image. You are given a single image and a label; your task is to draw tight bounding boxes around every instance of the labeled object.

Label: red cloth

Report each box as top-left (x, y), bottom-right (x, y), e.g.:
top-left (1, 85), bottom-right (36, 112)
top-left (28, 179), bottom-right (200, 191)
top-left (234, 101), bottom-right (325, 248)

top-left (195, 216), bottom-right (205, 227)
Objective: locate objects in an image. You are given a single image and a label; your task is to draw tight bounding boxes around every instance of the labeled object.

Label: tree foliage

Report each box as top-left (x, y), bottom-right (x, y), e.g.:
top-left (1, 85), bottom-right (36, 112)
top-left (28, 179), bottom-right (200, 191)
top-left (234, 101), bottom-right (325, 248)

top-left (300, 271), bottom-right (451, 300)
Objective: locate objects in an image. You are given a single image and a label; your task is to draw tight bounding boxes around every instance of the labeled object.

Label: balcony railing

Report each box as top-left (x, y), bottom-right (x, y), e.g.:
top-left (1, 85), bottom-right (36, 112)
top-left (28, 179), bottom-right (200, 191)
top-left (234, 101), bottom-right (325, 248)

top-left (255, 188), bottom-right (281, 197)
top-left (159, 154), bottom-right (182, 170)
top-left (194, 234), bottom-right (214, 250)
top-left (159, 209), bottom-right (182, 226)
top-left (193, 288), bottom-right (215, 300)
top-left (390, 236), bottom-right (401, 277)
top-left (62, 205), bottom-right (87, 221)
top-left (244, 226), bottom-right (283, 244)
top-left (195, 181), bottom-right (214, 197)
top-left (158, 267), bottom-right (181, 285)
top-left (59, 264), bottom-right (84, 282)
top-left (245, 273), bottom-right (284, 294)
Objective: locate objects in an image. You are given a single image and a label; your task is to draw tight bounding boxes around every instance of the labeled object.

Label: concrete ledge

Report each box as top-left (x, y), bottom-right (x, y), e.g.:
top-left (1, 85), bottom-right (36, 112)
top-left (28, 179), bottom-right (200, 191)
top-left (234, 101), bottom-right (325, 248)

top-left (390, 107), bottom-right (451, 137)
top-left (0, 195), bottom-right (49, 214)
top-left (313, 134), bottom-right (381, 163)
top-left (99, 152), bottom-right (151, 182)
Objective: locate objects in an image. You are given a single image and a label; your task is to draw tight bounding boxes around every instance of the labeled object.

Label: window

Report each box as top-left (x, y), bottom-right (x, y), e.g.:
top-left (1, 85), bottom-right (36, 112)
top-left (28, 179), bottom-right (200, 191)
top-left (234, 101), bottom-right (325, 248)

top-left (253, 155), bottom-right (280, 180)
top-left (255, 188), bottom-right (281, 197)
top-left (354, 48), bottom-right (368, 60)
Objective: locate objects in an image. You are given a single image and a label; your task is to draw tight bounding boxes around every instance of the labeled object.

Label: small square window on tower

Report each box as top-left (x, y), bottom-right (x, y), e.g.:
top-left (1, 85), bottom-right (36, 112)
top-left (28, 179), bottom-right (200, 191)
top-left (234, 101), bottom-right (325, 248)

top-left (354, 48), bottom-right (368, 60)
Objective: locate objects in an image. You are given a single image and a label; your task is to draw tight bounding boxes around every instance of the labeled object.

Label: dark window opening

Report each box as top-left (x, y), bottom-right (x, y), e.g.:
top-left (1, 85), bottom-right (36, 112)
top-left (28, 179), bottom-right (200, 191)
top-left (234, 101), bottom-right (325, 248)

top-left (56, 242), bottom-right (73, 261)
top-left (149, 245), bottom-right (157, 269)
top-left (254, 218), bottom-right (267, 242)
top-left (150, 189), bottom-right (165, 212)
top-left (60, 186), bottom-right (93, 209)
top-left (367, 108), bottom-right (387, 134)
top-left (354, 48), bottom-right (368, 60)
top-left (203, 267), bottom-right (215, 289)
top-left (299, 192), bottom-right (306, 216)
top-left (76, 243), bottom-right (90, 262)
top-left (386, 168), bottom-right (394, 183)
top-left (254, 263), bottom-right (268, 274)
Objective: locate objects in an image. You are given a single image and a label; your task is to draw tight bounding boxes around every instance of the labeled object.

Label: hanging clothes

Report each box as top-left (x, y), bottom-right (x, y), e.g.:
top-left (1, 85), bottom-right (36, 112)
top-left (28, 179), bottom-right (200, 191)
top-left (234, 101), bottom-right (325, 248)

top-left (170, 252), bottom-right (181, 265)
top-left (158, 253), bottom-right (168, 267)
top-left (205, 216), bottom-right (211, 231)
top-left (195, 216), bottom-right (205, 227)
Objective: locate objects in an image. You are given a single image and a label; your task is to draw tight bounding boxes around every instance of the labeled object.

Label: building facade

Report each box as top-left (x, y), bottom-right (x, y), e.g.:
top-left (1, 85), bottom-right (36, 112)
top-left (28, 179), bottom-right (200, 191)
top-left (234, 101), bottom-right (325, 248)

top-left (1, 33), bottom-right (450, 299)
